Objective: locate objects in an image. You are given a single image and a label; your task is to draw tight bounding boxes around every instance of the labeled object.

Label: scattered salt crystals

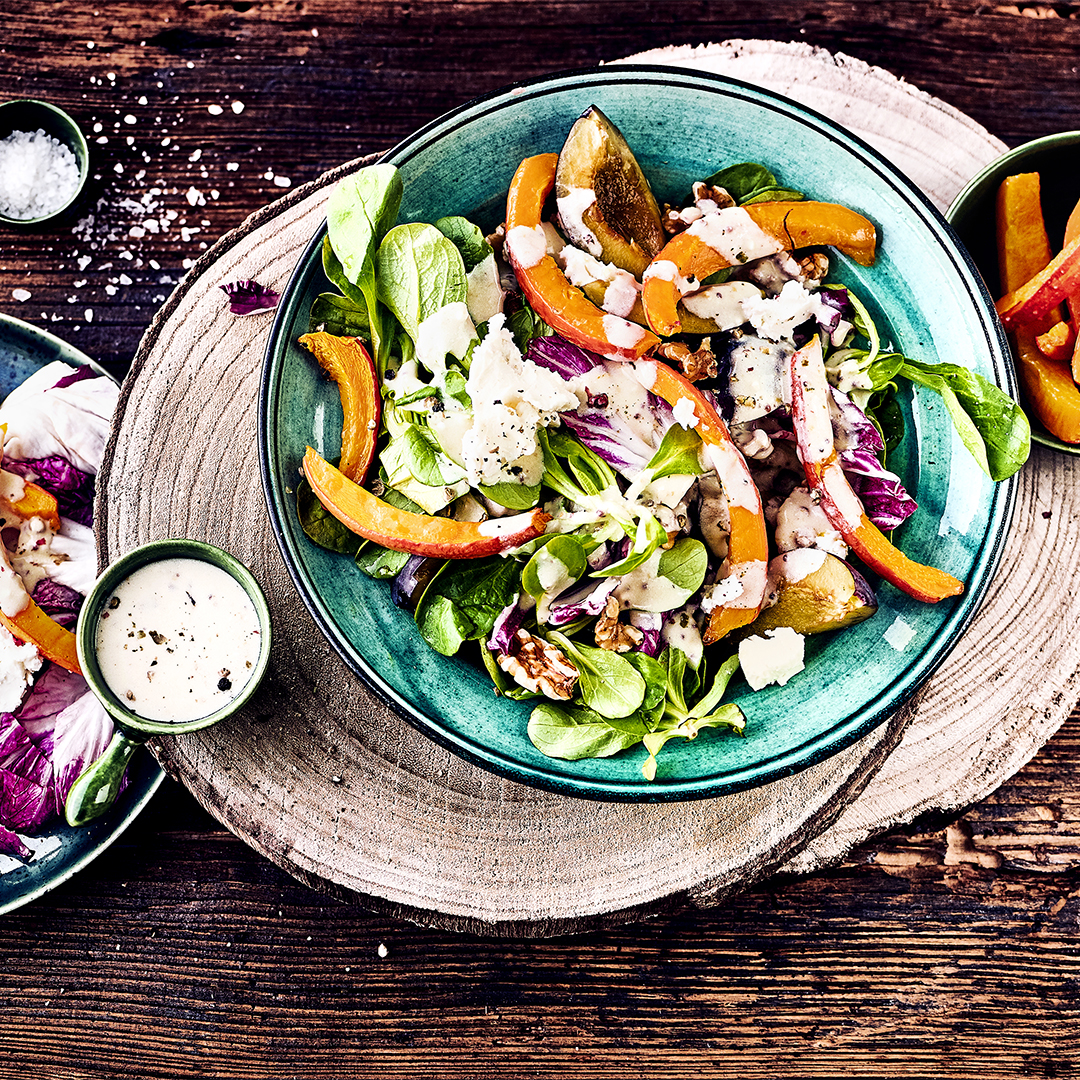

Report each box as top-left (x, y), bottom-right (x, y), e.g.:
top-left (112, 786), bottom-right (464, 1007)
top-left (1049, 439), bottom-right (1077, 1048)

top-left (377, 943), bottom-right (388, 959)
top-left (118, 273), bottom-right (132, 285)
top-left (93, 122), bottom-right (103, 133)
top-left (138, 96), bottom-right (147, 106)
top-left (86, 41), bottom-right (94, 49)
top-left (188, 148), bottom-right (202, 163)
top-left (78, 255), bottom-right (91, 270)
top-left (123, 114), bottom-right (137, 125)
top-left (113, 163), bottom-right (123, 173)
top-left (225, 162), bottom-right (238, 172)
top-left (273, 176), bottom-right (291, 188)
top-left (0, 129), bottom-right (80, 220)
top-left (96, 136), bottom-right (108, 145)
top-left (185, 186), bottom-right (203, 206)
top-left (231, 100), bottom-right (244, 114)
top-left (207, 104), bottom-right (223, 116)
top-left (84, 308), bottom-right (93, 322)
top-left (11, 289), bottom-right (30, 302)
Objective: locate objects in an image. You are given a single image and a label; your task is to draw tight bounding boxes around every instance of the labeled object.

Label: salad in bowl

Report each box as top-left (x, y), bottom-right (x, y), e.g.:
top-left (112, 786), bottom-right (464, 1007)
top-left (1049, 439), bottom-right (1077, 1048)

top-left (289, 103), bottom-right (1028, 783)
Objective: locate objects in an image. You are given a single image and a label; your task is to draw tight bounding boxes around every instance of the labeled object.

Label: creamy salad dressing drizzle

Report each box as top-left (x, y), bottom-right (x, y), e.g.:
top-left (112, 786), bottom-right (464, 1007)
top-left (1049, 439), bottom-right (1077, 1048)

top-left (94, 557), bottom-right (262, 723)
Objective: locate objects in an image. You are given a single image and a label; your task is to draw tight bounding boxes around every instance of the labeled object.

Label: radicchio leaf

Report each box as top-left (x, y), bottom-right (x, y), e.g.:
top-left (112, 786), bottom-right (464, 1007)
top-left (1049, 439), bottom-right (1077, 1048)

top-left (220, 279), bottom-right (281, 316)
top-left (488, 596), bottom-right (529, 654)
top-left (830, 387), bottom-right (917, 530)
top-left (51, 364), bottom-right (100, 390)
top-left (525, 335), bottom-right (602, 378)
top-left (3, 455), bottom-right (95, 527)
top-left (32, 579), bottom-right (83, 630)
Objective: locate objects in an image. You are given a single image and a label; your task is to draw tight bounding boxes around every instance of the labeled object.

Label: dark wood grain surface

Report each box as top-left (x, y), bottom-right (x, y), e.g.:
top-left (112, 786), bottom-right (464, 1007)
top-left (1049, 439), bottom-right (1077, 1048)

top-left (3, 2), bottom-right (1080, 1076)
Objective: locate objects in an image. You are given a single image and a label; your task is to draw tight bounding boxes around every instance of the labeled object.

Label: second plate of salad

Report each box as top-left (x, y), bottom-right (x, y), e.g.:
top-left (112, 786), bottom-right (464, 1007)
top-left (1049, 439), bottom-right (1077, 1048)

top-left (260, 67), bottom-right (1022, 801)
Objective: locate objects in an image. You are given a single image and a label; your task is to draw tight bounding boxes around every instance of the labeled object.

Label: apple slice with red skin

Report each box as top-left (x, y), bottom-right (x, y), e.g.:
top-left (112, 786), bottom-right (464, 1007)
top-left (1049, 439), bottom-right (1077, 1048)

top-left (303, 447), bottom-right (550, 559)
top-left (996, 230), bottom-right (1080, 333)
top-left (788, 337), bottom-right (964, 604)
top-left (643, 361), bottom-right (769, 642)
top-left (641, 201), bottom-right (878, 337)
top-left (504, 154), bottom-right (659, 361)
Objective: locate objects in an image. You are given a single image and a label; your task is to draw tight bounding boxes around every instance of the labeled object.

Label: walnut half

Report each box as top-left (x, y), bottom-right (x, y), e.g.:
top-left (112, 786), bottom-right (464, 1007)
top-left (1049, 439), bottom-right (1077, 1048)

top-left (654, 340), bottom-right (717, 382)
top-left (497, 629), bottom-right (579, 700)
top-left (594, 596), bottom-right (644, 653)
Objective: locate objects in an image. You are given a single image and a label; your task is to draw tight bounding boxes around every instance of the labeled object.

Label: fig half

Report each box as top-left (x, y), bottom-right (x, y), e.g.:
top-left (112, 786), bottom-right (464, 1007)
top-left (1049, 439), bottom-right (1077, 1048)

top-left (555, 106), bottom-right (665, 279)
top-left (744, 549), bottom-right (878, 637)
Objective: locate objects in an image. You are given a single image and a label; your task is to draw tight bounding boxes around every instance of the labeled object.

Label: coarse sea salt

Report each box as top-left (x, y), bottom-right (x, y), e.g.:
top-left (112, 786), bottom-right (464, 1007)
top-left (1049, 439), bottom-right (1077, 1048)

top-left (0, 129), bottom-right (80, 220)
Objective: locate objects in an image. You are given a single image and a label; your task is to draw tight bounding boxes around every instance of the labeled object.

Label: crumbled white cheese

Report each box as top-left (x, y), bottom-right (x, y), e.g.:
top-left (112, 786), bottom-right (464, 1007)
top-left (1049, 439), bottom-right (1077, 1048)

top-left (738, 627), bottom-right (805, 690)
top-left (883, 616), bottom-right (916, 652)
top-left (559, 245), bottom-right (640, 318)
top-left (700, 574), bottom-right (744, 613)
top-left (680, 279), bottom-right (761, 330)
top-left (0, 625), bottom-right (42, 712)
top-left (671, 396), bottom-right (698, 430)
top-left (461, 314), bottom-right (578, 488)
top-left (742, 279), bottom-right (821, 343)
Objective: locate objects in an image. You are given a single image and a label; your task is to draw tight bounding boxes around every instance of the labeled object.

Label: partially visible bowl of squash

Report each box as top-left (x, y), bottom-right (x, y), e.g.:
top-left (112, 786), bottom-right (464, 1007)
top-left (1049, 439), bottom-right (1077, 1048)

top-left (947, 130), bottom-right (1080, 454)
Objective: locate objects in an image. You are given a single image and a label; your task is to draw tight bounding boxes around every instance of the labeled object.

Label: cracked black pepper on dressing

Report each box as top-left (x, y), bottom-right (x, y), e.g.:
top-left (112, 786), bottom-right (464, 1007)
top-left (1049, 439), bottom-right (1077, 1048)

top-left (94, 557), bottom-right (261, 722)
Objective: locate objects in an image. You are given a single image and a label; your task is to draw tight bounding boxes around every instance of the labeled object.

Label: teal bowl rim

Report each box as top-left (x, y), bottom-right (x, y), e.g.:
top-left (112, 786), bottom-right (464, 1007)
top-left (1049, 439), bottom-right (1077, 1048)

top-left (946, 130), bottom-right (1080, 455)
top-left (75, 539), bottom-right (273, 736)
top-left (0, 98), bottom-right (90, 226)
top-left (259, 63), bottom-right (1017, 802)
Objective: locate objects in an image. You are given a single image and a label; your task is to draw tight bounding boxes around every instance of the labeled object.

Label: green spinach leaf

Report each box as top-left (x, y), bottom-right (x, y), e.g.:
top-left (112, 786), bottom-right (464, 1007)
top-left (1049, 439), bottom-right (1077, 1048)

top-left (326, 165), bottom-right (403, 370)
top-left (657, 538), bottom-right (708, 595)
top-left (549, 632), bottom-right (647, 719)
top-left (295, 475), bottom-right (361, 555)
top-left (376, 222), bottom-right (468, 343)
top-left (309, 292), bottom-right (370, 338)
top-left (435, 215), bottom-right (493, 273)
top-left (528, 702), bottom-right (647, 761)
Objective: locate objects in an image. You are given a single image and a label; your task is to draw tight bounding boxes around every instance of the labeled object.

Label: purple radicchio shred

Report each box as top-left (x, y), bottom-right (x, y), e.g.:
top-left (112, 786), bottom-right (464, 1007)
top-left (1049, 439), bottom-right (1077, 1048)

top-left (0, 666), bottom-right (117, 834)
top-left (488, 596), bottom-right (529, 654)
top-left (0, 715), bottom-right (54, 833)
top-left (628, 610), bottom-right (663, 657)
top-left (829, 387), bottom-right (917, 531)
top-left (3, 455), bottom-right (95, 527)
top-left (51, 364), bottom-right (100, 390)
top-left (546, 577), bottom-right (620, 628)
top-left (525, 335), bottom-right (603, 378)
top-left (220, 278), bottom-right (281, 316)
top-left (0, 822), bottom-right (30, 859)
top-left (31, 579), bottom-right (83, 630)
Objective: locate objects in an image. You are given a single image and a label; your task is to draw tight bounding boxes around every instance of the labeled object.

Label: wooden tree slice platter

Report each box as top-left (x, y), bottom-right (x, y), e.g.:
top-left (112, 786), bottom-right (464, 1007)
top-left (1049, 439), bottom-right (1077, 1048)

top-left (98, 42), bottom-right (1079, 935)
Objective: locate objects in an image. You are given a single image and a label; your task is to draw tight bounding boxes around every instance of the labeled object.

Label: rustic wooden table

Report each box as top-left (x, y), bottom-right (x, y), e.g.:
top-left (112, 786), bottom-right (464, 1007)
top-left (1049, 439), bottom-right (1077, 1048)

top-left (3, 2), bottom-right (1080, 1076)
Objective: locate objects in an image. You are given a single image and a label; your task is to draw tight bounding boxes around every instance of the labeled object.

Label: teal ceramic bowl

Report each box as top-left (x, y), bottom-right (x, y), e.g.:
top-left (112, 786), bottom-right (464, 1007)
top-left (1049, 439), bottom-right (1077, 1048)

top-left (0, 99), bottom-right (89, 226)
top-left (947, 130), bottom-right (1080, 455)
top-left (260, 66), bottom-right (1016, 801)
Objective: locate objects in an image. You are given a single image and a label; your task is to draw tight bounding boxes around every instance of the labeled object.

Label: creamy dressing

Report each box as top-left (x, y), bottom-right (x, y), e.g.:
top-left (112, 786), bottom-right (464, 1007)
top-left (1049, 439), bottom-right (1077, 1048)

top-left (681, 280), bottom-right (761, 329)
top-left (687, 206), bottom-right (782, 265)
top-left (504, 224), bottom-right (548, 269)
top-left (601, 314), bottom-right (646, 353)
top-left (94, 557), bottom-right (263, 723)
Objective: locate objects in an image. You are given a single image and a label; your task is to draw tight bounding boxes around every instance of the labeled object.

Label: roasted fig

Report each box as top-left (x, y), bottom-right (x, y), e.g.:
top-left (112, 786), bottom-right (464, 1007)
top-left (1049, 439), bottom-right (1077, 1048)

top-left (555, 106), bottom-right (665, 279)
top-left (744, 549), bottom-right (877, 637)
